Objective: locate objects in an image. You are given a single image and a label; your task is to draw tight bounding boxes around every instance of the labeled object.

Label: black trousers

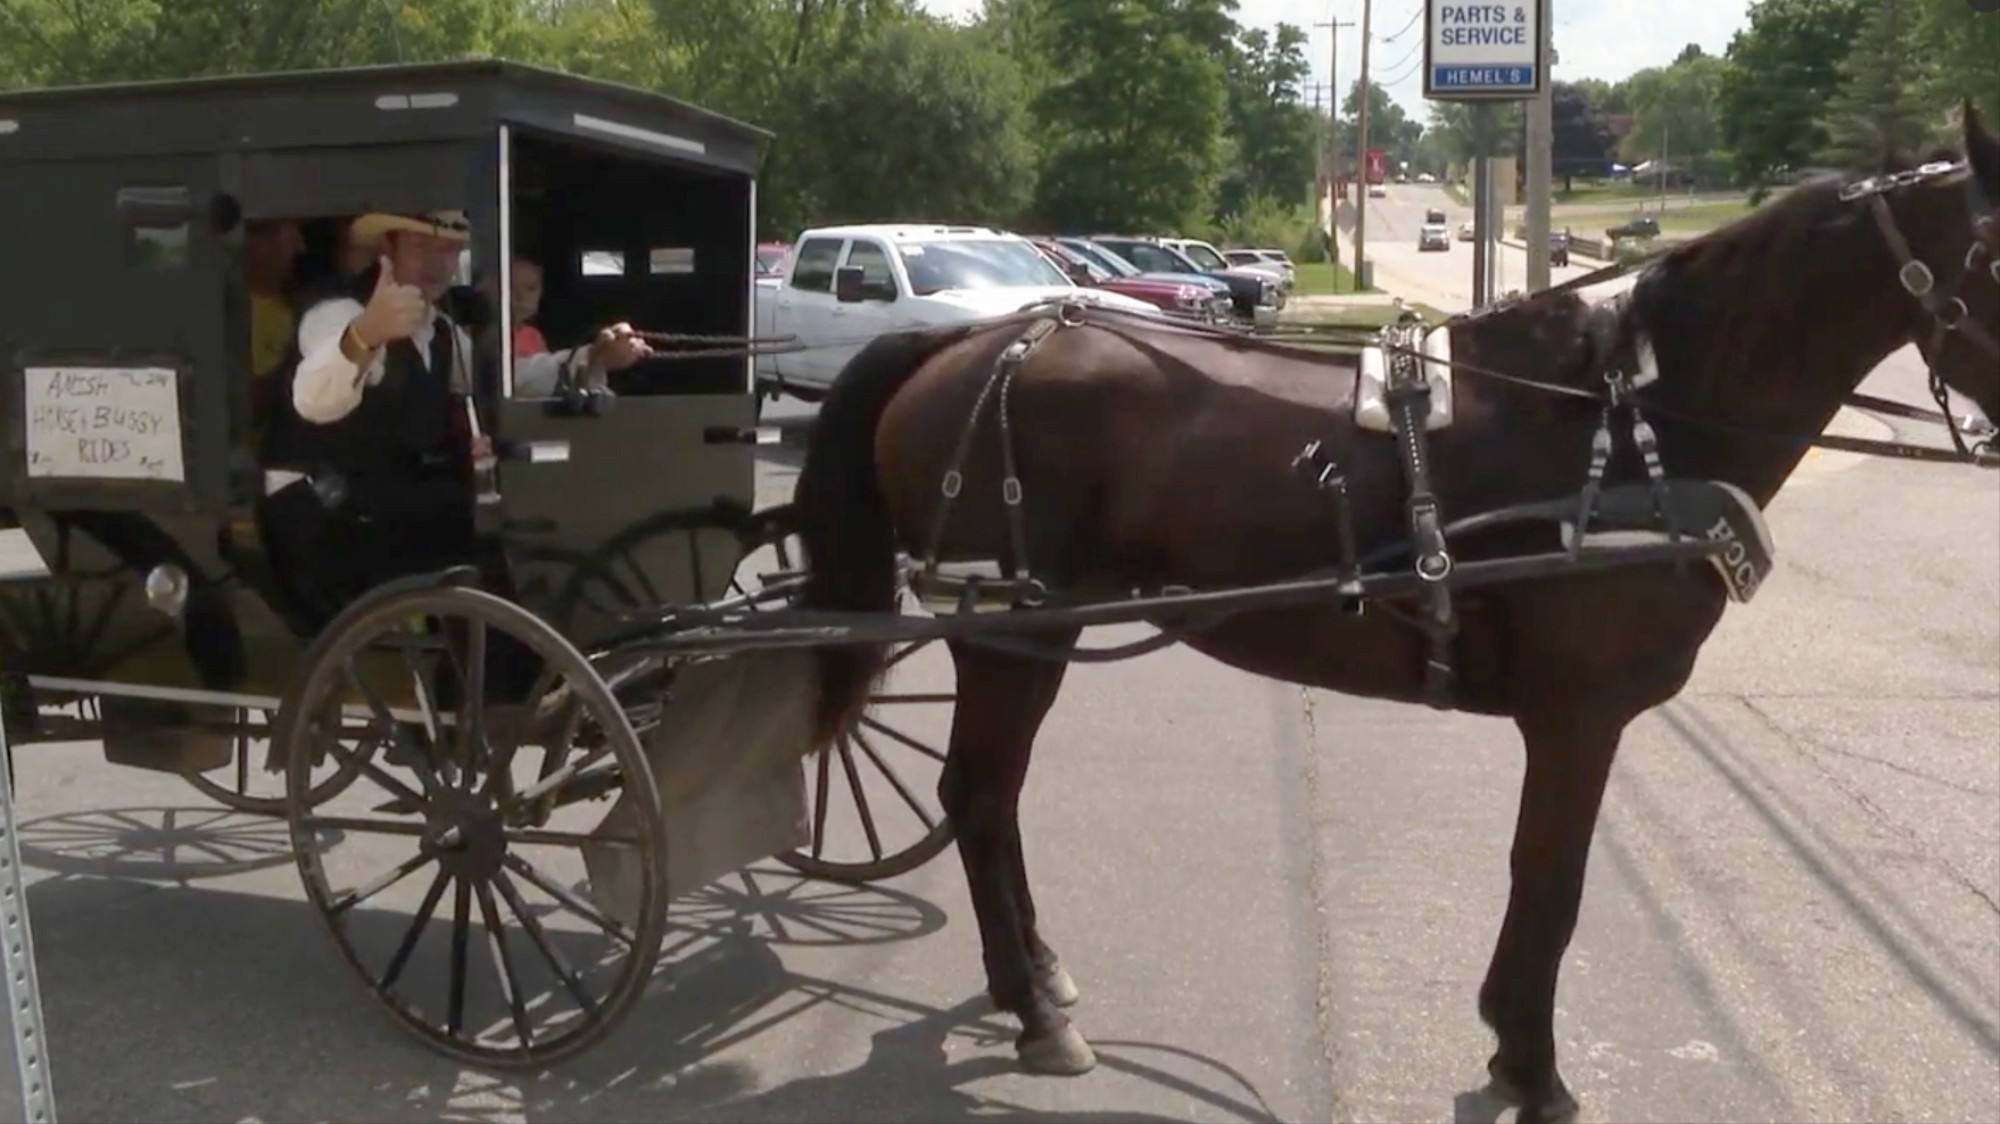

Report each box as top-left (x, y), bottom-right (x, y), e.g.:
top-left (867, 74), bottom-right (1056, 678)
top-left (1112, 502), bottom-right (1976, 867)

top-left (259, 473), bottom-right (481, 629)
top-left (259, 474), bottom-right (544, 703)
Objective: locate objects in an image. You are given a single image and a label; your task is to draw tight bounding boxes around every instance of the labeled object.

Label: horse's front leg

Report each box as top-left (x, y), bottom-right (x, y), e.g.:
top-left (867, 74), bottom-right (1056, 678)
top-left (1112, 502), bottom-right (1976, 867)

top-left (1479, 703), bottom-right (1629, 1124)
top-left (940, 630), bottom-right (1089, 1074)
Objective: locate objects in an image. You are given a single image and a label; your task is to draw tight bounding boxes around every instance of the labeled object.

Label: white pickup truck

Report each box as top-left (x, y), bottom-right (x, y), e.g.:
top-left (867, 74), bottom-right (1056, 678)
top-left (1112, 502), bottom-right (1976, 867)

top-left (753, 224), bottom-right (1165, 402)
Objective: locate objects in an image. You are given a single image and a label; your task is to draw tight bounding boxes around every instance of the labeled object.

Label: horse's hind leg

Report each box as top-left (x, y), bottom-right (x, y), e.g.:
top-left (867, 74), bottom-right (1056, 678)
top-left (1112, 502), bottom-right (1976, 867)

top-left (939, 629), bottom-right (1090, 1074)
top-left (1478, 704), bottom-right (1630, 1124)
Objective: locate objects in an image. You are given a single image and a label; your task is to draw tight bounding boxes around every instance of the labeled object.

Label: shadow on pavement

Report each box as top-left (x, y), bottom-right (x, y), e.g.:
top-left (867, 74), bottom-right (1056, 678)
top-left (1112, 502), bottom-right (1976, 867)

top-left (22, 830), bottom-right (1276, 1123)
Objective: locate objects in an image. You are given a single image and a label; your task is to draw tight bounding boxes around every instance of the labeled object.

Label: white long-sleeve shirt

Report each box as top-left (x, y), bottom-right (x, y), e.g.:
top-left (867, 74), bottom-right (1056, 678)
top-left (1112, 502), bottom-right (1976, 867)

top-left (265, 296), bottom-right (595, 494)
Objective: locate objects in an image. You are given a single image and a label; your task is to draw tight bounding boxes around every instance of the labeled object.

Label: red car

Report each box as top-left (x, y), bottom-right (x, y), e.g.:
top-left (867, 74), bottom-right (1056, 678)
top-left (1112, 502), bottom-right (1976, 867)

top-left (1027, 237), bottom-right (1223, 322)
top-left (755, 240), bottom-right (791, 279)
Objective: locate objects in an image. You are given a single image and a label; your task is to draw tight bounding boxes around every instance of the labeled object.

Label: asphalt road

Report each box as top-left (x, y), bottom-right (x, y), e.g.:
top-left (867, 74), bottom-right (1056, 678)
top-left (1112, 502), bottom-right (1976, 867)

top-left (2, 206), bottom-right (1994, 1122)
top-left (1343, 182), bottom-right (1604, 307)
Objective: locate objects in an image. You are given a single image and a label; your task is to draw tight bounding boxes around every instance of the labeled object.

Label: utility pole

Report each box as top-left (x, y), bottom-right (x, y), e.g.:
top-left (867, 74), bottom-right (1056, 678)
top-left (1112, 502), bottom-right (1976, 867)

top-left (1353, 0), bottom-right (1374, 291)
top-left (1315, 9), bottom-right (1355, 289)
top-left (1523, 0), bottom-right (1553, 291)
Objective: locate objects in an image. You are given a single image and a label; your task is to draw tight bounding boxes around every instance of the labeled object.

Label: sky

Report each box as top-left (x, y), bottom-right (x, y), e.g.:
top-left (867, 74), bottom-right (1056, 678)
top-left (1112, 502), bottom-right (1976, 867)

top-left (913, 1), bottom-right (1755, 122)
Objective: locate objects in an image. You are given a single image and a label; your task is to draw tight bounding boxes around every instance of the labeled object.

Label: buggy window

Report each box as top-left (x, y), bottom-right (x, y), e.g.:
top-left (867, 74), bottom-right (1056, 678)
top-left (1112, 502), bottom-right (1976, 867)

top-left (789, 237), bottom-right (843, 293)
top-left (649, 247), bottom-right (695, 275)
top-left (118, 186), bottom-right (192, 271)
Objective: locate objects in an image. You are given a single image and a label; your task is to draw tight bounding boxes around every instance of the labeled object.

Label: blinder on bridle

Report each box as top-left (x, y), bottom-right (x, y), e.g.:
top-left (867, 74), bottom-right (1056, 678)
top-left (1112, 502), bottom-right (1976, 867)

top-left (1844, 159), bottom-right (2000, 458)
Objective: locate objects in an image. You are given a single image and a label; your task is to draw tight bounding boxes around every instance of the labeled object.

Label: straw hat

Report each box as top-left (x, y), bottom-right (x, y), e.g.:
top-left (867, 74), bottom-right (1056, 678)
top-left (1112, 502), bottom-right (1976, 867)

top-left (348, 209), bottom-right (472, 246)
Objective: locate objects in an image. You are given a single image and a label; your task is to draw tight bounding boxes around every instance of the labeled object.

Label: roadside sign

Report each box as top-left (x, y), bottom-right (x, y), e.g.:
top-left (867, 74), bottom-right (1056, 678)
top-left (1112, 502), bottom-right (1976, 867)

top-left (1365, 148), bottom-right (1388, 183)
top-left (1424, 1), bottom-right (1544, 102)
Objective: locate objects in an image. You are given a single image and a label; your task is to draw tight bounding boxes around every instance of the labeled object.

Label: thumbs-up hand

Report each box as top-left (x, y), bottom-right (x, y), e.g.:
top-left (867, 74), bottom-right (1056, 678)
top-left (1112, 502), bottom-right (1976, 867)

top-left (351, 255), bottom-right (427, 347)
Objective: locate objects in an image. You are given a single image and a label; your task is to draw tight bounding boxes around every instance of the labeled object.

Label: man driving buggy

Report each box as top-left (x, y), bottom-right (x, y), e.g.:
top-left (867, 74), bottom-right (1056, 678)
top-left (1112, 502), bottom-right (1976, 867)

top-left (257, 208), bottom-right (653, 622)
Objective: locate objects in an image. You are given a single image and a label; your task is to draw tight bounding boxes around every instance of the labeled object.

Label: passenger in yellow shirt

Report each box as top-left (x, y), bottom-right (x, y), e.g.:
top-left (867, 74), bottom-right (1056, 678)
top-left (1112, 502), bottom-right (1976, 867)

top-left (247, 219), bottom-right (305, 377)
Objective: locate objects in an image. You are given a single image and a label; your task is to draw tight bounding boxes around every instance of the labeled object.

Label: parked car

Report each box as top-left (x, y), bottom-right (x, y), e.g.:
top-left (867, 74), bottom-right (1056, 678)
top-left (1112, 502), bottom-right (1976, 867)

top-left (752, 224), bottom-right (1165, 401)
top-left (1161, 237), bottom-right (1290, 306)
top-left (1457, 220), bottom-right (1476, 241)
top-left (1052, 237), bottom-right (1247, 322)
top-left (1088, 235), bottom-right (1279, 329)
top-left (755, 240), bottom-right (791, 279)
top-left (1223, 247), bottom-right (1297, 288)
top-left (1028, 237), bottom-right (1229, 323)
top-left (1245, 248), bottom-right (1297, 279)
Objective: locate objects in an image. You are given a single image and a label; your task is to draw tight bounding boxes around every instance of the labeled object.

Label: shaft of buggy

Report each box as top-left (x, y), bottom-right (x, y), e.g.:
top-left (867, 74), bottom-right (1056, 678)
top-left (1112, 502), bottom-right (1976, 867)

top-left (617, 536), bottom-right (1728, 660)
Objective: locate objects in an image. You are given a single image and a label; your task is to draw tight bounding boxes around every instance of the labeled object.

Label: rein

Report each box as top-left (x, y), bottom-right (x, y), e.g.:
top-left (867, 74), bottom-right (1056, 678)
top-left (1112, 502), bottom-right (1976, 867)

top-left (623, 161), bottom-right (1998, 471)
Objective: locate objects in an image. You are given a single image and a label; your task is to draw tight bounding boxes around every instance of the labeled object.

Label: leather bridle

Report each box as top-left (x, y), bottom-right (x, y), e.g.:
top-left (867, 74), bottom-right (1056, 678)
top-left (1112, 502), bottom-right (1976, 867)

top-left (1848, 159), bottom-right (2000, 462)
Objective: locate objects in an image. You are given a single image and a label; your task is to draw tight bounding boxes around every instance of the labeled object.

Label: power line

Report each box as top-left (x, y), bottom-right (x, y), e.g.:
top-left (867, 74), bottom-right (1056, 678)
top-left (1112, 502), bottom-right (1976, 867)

top-left (1377, 51), bottom-right (1424, 89)
top-left (1381, 4), bottom-right (1424, 43)
top-left (1374, 35), bottom-right (1422, 81)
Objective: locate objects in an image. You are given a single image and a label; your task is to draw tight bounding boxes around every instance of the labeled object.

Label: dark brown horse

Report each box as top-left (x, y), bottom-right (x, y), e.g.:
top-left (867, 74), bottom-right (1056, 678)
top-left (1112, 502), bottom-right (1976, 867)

top-left (789, 106), bottom-right (2000, 1121)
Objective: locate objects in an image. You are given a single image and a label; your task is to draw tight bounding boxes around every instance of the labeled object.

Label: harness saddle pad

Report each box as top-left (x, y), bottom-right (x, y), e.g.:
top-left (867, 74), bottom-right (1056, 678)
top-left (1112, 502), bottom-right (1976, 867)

top-left (1356, 323), bottom-right (1455, 433)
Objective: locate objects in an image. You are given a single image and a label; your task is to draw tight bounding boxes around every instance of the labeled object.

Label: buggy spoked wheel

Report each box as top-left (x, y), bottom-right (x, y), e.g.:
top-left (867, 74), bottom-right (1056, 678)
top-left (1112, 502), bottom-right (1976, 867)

top-left (735, 506), bottom-right (958, 885)
top-left (549, 504), bottom-right (782, 635)
top-left (181, 704), bottom-right (372, 816)
top-left (283, 584), bottom-right (669, 1068)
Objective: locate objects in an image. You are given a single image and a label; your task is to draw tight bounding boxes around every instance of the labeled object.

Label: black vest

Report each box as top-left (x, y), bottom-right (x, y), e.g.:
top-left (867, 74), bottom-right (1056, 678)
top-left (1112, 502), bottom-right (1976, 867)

top-left (260, 270), bottom-right (467, 511)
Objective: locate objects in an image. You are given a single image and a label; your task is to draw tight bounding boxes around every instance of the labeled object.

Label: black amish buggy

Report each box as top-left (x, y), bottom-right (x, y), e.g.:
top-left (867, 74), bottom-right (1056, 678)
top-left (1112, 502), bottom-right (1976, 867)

top-left (0, 59), bottom-right (960, 1074)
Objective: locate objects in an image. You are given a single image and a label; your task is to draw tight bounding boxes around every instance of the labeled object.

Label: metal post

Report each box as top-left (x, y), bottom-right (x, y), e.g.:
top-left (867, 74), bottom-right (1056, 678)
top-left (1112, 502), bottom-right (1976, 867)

top-left (1352, 0), bottom-right (1373, 291)
top-left (1523, 0), bottom-right (1553, 291)
top-left (0, 723), bottom-right (55, 1123)
top-left (1471, 102), bottom-right (1494, 307)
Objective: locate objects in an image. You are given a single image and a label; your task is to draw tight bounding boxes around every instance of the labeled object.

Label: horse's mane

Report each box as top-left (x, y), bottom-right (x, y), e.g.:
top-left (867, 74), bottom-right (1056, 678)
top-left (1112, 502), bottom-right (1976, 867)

top-left (1610, 141), bottom-right (1971, 400)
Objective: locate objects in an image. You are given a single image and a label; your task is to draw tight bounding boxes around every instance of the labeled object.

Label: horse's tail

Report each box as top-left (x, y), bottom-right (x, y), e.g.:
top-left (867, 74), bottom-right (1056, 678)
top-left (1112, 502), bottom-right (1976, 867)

top-left (794, 323), bottom-right (984, 751)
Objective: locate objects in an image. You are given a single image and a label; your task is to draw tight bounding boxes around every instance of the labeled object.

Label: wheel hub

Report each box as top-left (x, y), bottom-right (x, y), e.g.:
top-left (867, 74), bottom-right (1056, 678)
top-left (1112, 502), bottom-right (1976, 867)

top-left (424, 790), bottom-right (508, 882)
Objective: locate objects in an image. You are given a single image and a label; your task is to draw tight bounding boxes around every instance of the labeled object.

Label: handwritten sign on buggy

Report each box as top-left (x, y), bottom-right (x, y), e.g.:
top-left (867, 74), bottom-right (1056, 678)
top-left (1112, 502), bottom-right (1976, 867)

top-left (23, 366), bottom-right (185, 482)
top-left (1426, 1), bottom-right (1542, 100)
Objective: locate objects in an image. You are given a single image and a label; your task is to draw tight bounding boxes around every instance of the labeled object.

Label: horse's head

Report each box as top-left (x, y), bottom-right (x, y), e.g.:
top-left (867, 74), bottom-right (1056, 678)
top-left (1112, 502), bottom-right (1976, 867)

top-left (1870, 101), bottom-right (2000, 429)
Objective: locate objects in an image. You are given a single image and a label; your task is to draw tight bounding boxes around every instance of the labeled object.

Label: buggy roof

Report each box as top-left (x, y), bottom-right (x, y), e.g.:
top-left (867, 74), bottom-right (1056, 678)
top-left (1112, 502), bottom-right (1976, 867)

top-left (0, 58), bottom-right (770, 175)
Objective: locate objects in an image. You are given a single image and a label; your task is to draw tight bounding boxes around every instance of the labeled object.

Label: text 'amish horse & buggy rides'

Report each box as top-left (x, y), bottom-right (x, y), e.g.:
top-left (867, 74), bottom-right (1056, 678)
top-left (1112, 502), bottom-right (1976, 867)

top-left (2, 58), bottom-right (1998, 1124)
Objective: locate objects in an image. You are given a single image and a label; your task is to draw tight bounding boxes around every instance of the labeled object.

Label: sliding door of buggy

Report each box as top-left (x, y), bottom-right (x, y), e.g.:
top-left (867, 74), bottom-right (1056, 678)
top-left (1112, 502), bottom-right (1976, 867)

top-left (485, 124), bottom-right (759, 650)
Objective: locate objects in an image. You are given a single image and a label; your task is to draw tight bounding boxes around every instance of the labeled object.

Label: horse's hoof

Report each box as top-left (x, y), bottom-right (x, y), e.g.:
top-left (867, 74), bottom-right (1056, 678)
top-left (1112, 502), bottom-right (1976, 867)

top-left (1037, 962), bottom-right (1081, 1007)
top-left (1018, 1024), bottom-right (1097, 1076)
top-left (1484, 1058), bottom-right (1579, 1124)
top-left (1518, 1095), bottom-right (1581, 1124)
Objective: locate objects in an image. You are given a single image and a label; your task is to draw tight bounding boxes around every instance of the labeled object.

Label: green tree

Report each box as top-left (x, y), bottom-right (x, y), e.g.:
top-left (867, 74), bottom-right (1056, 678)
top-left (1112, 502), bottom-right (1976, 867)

top-left (1029, 0), bottom-right (1237, 232)
top-left (1547, 81), bottom-right (1620, 187)
top-left (1907, 0), bottom-right (2000, 137)
top-left (770, 17), bottom-right (1037, 231)
top-left (1339, 78), bottom-right (1424, 174)
top-left (1421, 100), bottom-right (1524, 173)
top-left (1214, 23), bottom-right (1316, 216)
top-left (1621, 53), bottom-right (1726, 184)
top-left (1817, 0), bottom-right (1933, 168)
top-left (1716, 0), bottom-right (1868, 187)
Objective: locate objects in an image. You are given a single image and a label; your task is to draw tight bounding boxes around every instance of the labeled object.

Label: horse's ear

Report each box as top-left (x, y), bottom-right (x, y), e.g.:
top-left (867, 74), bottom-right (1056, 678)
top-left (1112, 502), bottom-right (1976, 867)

top-left (1963, 99), bottom-right (2000, 193)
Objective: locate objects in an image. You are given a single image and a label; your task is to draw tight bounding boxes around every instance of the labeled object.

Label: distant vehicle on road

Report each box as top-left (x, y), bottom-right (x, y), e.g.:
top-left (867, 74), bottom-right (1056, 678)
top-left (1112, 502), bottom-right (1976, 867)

top-left (1458, 220), bottom-right (1476, 241)
top-left (1607, 215), bottom-right (1660, 240)
top-left (1549, 231), bottom-right (1570, 267)
top-left (1419, 219), bottom-right (1450, 251)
